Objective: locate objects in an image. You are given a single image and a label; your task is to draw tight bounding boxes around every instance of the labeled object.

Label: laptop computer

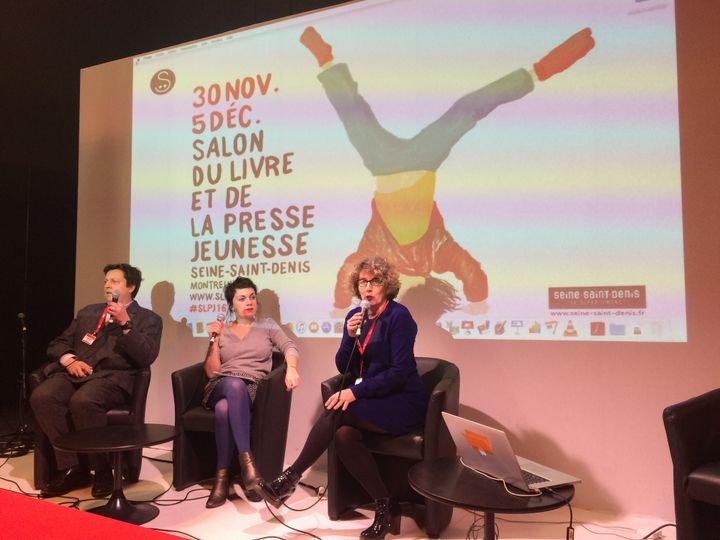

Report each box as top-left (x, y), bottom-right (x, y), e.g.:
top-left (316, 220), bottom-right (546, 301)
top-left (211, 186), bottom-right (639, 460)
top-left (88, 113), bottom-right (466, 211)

top-left (442, 412), bottom-right (581, 493)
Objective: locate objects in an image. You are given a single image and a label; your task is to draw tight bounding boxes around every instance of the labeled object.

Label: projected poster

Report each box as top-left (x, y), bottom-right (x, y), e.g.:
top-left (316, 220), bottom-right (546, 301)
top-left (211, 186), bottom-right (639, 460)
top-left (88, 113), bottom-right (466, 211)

top-left (131, 0), bottom-right (685, 342)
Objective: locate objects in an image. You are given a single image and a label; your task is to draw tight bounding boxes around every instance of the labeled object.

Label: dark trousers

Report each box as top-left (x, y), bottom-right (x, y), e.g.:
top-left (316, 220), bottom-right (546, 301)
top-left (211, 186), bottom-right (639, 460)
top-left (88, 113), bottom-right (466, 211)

top-left (30, 374), bottom-right (128, 472)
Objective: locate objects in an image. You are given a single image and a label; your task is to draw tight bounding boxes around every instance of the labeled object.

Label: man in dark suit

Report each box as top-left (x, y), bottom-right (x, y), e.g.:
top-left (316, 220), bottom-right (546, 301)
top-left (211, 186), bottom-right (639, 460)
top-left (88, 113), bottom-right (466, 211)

top-left (30, 263), bottom-right (162, 498)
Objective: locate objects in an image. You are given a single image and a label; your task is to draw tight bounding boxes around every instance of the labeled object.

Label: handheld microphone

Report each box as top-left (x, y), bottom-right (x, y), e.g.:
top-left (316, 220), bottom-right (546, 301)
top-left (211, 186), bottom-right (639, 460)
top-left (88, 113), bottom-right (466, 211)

top-left (109, 290), bottom-right (120, 323)
top-left (210, 313), bottom-right (226, 343)
top-left (355, 300), bottom-right (371, 337)
top-left (17, 312), bottom-right (27, 332)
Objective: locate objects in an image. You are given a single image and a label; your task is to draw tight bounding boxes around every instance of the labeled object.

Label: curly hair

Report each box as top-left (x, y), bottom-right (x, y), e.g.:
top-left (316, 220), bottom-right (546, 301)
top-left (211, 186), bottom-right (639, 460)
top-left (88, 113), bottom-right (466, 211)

top-left (349, 256), bottom-right (401, 301)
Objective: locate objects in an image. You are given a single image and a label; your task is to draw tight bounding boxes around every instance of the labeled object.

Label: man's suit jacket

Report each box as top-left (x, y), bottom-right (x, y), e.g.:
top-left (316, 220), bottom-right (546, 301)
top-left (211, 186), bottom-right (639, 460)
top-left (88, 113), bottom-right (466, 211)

top-left (44, 301), bottom-right (163, 395)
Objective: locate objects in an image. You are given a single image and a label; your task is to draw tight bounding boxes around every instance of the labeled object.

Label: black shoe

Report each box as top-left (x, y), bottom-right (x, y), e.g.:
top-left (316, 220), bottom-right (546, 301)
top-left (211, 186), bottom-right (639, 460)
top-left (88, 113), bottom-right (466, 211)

top-left (242, 487), bottom-right (263, 503)
top-left (41, 466), bottom-right (92, 498)
top-left (206, 468), bottom-right (229, 508)
top-left (238, 452), bottom-right (267, 498)
top-left (238, 451), bottom-right (275, 505)
top-left (360, 498), bottom-right (401, 539)
top-left (234, 469), bottom-right (263, 503)
top-left (262, 467), bottom-right (301, 508)
top-left (91, 468), bottom-right (114, 498)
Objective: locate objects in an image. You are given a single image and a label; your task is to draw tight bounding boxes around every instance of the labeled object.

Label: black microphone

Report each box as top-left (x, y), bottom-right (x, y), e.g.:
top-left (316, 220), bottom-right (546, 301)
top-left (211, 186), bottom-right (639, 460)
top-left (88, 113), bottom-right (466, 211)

top-left (109, 290), bottom-right (119, 323)
top-left (355, 300), bottom-right (371, 337)
top-left (210, 313), bottom-right (226, 343)
top-left (17, 312), bottom-right (27, 332)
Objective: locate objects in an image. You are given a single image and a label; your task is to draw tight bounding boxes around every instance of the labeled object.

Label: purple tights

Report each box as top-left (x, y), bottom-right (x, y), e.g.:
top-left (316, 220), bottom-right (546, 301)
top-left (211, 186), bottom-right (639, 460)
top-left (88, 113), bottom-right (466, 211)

top-left (208, 377), bottom-right (252, 469)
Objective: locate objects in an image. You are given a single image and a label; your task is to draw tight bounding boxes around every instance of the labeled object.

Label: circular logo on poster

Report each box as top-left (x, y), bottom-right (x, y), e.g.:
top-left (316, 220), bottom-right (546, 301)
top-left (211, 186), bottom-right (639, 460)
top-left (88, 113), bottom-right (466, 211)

top-left (150, 69), bottom-right (176, 95)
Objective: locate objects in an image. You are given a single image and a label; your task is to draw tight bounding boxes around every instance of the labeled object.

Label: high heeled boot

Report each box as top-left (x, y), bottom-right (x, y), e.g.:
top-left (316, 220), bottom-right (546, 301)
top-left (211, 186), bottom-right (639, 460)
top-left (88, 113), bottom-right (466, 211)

top-left (237, 472), bottom-right (262, 502)
top-left (360, 497), bottom-right (401, 539)
top-left (261, 467), bottom-right (301, 508)
top-left (238, 452), bottom-right (270, 502)
top-left (205, 468), bottom-right (229, 508)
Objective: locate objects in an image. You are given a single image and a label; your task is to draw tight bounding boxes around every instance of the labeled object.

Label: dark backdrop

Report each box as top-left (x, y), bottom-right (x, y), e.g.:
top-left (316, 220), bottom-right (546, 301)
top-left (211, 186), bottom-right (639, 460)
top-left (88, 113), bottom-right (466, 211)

top-left (0, 0), bottom-right (345, 412)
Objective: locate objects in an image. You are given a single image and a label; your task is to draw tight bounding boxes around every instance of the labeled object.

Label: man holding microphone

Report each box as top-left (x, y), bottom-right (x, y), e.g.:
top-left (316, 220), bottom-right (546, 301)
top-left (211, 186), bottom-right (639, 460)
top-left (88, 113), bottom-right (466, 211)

top-left (30, 263), bottom-right (162, 498)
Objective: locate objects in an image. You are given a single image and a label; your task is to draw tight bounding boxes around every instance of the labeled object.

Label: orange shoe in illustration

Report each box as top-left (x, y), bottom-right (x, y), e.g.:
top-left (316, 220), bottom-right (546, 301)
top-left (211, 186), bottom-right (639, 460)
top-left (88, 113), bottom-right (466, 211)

top-left (300, 26), bottom-right (334, 67)
top-left (534, 27), bottom-right (595, 81)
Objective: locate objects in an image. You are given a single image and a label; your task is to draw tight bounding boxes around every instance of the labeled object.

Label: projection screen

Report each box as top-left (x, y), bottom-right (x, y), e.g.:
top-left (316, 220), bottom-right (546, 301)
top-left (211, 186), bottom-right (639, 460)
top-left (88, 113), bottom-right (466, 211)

top-left (122, 0), bottom-right (684, 342)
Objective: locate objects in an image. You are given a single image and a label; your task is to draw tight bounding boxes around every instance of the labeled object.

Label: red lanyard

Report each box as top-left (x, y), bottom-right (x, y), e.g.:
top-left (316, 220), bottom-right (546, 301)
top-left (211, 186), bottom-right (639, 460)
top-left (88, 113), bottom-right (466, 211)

top-left (92, 306), bottom-right (111, 336)
top-left (356, 301), bottom-right (388, 376)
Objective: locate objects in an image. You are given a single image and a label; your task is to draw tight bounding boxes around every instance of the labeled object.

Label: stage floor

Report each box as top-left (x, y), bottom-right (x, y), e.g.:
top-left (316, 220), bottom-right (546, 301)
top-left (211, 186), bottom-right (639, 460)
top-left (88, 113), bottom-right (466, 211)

top-left (0, 446), bottom-right (675, 540)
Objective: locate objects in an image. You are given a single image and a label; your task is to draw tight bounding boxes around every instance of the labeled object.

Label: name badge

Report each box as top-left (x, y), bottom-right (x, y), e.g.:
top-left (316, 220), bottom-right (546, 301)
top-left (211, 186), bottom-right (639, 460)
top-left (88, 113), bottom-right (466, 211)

top-left (355, 377), bottom-right (363, 385)
top-left (82, 333), bottom-right (97, 345)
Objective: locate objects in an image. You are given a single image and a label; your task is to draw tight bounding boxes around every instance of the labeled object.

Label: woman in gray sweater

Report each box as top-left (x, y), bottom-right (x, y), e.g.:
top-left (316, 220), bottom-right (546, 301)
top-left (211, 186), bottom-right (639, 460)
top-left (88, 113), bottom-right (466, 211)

top-left (202, 276), bottom-right (300, 508)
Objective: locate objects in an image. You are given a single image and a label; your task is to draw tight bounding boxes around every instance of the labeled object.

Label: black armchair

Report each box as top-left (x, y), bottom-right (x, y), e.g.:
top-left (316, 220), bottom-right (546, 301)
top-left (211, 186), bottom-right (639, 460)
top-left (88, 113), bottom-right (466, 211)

top-left (663, 388), bottom-right (720, 540)
top-left (171, 352), bottom-right (291, 490)
top-left (29, 366), bottom-right (151, 489)
top-left (321, 356), bottom-right (460, 539)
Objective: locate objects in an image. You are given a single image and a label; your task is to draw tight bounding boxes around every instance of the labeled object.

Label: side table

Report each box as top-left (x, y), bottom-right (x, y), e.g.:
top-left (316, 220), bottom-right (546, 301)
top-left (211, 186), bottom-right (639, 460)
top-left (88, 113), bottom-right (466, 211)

top-left (53, 423), bottom-right (177, 525)
top-left (409, 456), bottom-right (574, 540)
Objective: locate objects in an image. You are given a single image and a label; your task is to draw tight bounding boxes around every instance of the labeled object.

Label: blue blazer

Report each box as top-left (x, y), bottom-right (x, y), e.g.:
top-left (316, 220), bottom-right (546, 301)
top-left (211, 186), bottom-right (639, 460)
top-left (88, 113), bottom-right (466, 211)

top-left (335, 300), bottom-right (428, 434)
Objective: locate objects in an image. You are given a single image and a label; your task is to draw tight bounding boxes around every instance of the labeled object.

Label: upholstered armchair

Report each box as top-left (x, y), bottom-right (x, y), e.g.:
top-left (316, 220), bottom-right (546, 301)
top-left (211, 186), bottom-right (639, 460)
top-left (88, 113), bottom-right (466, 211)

top-left (171, 352), bottom-right (291, 490)
top-left (29, 366), bottom-right (150, 489)
top-left (321, 356), bottom-right (460, 538)
top-left (663, 388), bottom-right (720, 540)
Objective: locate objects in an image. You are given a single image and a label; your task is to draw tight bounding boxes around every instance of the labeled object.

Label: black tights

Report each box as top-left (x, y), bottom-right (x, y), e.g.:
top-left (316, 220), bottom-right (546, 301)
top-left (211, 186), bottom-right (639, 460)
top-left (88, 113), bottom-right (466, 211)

top-left (291, 408), bottom-right (389, 500)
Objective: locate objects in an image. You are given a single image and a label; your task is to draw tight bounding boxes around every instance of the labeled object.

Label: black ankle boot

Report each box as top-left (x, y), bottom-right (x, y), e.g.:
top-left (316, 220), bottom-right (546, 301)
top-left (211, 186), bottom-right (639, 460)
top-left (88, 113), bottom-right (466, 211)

top-left (261, 467), bottom-right (301, 508)
top-left (360, 498), bottom-right (401, 539)
top-left (237, 470), bottom-right (262, 502)
top-left (238, 452), bottom-right (271, 502)
top-left (206, 468), bottom-right (229, 508)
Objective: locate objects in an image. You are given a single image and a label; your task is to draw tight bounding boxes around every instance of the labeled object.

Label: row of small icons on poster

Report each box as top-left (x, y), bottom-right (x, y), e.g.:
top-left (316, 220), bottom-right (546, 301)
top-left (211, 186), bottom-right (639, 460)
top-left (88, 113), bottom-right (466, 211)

top-left (192, 319), bottom-right (646, 337)
top-left (447, 319), bottom-right (645, 337)
top-left (192, 320), bottom-right (345, 336)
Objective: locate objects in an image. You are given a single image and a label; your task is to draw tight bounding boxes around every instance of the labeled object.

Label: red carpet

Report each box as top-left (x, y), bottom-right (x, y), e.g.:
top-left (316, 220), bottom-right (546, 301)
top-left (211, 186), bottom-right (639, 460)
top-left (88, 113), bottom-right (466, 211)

top-left (0, 488), bottom-right (175, 539)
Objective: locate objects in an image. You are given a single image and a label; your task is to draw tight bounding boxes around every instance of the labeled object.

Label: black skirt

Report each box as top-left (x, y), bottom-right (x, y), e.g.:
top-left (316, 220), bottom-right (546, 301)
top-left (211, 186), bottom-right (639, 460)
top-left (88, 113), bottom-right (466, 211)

top-left (201, 372), bottom-right (261, 409)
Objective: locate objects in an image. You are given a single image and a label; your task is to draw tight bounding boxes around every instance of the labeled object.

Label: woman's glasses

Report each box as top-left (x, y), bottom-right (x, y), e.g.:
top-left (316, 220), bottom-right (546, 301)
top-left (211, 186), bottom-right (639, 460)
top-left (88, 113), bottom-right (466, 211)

top-left (358, 278), bottom-right (383, 288)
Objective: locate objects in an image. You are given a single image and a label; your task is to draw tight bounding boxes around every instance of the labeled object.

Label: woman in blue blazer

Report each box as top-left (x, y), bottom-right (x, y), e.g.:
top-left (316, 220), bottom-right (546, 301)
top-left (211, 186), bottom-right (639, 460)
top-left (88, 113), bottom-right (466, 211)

top-left (261, 256), bottom-right (428, 540)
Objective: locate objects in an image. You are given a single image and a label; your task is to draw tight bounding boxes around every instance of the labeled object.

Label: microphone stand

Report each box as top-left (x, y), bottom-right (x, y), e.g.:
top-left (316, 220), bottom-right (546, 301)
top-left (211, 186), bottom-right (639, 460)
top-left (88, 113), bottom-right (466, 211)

top-left (17, 314), bottom-right (32, 453)
top-left (1, 167), bottom-right (34, 457)
top-left (0, 316), bottom-right (34, 458)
